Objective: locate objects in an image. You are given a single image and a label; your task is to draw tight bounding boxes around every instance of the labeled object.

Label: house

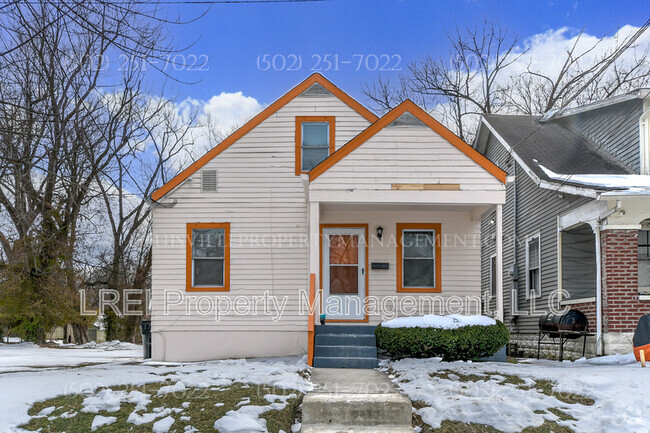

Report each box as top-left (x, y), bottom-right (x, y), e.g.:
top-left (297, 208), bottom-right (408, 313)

top-left (149, 73), bottom-right (507, 364)
top-left (474, 89), bottom-right (650, 357)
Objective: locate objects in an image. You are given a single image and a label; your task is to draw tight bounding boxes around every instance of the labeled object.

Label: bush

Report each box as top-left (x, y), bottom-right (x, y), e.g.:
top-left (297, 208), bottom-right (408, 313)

top-left (375, 320), bottom-right (510, 362)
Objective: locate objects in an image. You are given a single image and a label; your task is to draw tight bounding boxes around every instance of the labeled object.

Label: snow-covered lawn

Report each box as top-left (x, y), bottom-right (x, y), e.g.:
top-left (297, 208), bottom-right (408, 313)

top-left (384, 354), bottom-right (647, 433)
top-left (0, 341), bottom-right (142, 373)
top-left (0, 342), bottom-right (311, 432)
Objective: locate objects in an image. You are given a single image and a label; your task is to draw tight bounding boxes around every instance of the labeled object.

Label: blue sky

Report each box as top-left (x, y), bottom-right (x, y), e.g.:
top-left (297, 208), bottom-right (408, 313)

top-left (147, 0), bottom-right (647, 106)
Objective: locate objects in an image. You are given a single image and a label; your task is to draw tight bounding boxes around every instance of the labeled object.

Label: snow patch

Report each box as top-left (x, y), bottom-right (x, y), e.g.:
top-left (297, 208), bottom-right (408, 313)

top-left (152, 415), bottom-right (175, 433)
top-left (91, 415), bottom-right (116, 431)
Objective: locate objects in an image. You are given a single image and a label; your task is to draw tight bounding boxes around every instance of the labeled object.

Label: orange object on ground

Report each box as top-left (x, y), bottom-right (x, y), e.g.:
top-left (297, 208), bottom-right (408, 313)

top-left (634, 343), bottom-right (650, 363)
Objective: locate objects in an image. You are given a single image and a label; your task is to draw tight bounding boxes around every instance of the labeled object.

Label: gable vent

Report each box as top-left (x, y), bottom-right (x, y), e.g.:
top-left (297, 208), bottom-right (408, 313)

top-left (201, 170), bottom-right (217, 192)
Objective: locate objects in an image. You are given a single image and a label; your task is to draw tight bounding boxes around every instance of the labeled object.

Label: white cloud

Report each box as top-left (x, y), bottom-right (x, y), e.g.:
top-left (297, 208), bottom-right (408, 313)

top-left (169, 91), bottom-right (264, 167)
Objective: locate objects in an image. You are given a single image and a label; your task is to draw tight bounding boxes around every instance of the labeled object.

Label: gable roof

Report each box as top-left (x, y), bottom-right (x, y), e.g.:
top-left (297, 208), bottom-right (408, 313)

top-left (309, 100), bottom-right (507, 183)
top-left (481, 114), bottom-right (633, 187)
top-left (151, 73), bottom-right (378, 201)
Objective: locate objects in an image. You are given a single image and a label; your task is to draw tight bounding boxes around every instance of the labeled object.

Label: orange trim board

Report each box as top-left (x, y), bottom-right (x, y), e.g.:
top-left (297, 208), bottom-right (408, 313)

top-left (151, 74), bottom-right (377, 201)
top-left (309, 100), bottom-right (507, 184)
top-left (319, 224), bottom-right (370, 323)
top-left (396, 223), bottom-right (442, 293)
top-left (186, 222), bottom-right (230, 292)
top-left (295, 116), bottom-right (336, 176)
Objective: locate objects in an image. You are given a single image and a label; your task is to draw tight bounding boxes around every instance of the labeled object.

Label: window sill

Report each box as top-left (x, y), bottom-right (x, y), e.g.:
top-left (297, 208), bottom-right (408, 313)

top-left (639, 295), bottom-right (650, 301)
top-left (397, 287), bottom-right (442, 293)
top-left (560, 297), bottom-right (596, 306)
top-left (187, 287), bottom-right (229, 292)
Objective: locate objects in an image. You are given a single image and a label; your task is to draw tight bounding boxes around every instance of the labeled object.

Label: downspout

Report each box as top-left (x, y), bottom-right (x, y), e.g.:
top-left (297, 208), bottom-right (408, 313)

top-left (510, 160), bottom-right (519, 322)
top-left (593, 227), bottom-right (603, 356)
top-left (594, 200), bottom-right (622, 356)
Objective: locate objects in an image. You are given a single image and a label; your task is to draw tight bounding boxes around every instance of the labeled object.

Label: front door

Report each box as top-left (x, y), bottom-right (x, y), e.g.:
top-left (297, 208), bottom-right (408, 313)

top-left (322, 227), bottom-right (366, 320)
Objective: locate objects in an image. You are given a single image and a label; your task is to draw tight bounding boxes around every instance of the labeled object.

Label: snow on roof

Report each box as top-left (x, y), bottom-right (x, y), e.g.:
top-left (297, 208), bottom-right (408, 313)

top-left (539, 164), bottom-right (650, 192)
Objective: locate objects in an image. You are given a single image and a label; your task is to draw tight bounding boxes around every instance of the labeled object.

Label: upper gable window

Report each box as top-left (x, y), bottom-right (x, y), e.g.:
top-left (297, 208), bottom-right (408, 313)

top-left (295, 116), bottom-right (335, 175)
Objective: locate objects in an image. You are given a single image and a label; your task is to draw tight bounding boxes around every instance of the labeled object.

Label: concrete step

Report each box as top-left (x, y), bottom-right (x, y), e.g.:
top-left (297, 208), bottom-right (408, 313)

top-left (302, 425), bottom-right (415, 433)
top-left (302, 392), bottom-right (412, 427)
top-left (314, 345), bottom-right (377, 359)
top-left (315, 334), bottom-right (376, 347)
top-left (315, 325), bottom-right (376, 336)
top-left (313, 356), bottom-right (378, 369)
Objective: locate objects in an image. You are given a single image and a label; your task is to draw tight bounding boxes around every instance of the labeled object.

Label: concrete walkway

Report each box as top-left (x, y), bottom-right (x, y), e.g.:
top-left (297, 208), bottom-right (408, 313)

top-left (301, 368), bottom-right (414, 433)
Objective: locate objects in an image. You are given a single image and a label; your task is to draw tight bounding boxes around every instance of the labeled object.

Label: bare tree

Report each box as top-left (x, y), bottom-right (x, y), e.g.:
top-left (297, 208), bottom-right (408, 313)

top-left (363, 19), bottom-right (523, 142)
top-left (0, 1), bottom-right (196, 342)
top-left (88, 96), bottom-right (196, 342)
top-left (507, 26), bottom-right (650, 115)
top-left (363, 19), bottom-right (650, 142)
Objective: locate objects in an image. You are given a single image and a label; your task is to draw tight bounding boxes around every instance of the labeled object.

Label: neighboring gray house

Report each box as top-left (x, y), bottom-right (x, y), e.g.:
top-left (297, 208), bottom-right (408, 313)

top-left (474, 89), bottom-right (650, 357)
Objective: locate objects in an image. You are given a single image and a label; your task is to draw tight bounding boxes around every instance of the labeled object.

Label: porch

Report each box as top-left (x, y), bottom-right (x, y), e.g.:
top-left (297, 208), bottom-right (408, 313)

top-left (305, 193), bottom-right (507, 367)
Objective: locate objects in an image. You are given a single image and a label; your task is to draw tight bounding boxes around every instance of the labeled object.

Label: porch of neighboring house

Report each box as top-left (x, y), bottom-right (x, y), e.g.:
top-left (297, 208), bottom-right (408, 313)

top-left (526, 198), bottom-right (650, 358)
top-left (304, 191), bottom-right (506, 368)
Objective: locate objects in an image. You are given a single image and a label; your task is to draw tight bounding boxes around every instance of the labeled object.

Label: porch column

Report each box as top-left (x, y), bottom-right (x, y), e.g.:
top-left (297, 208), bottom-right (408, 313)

top-left (495, 204), bottom-right (504, 322)
top-left (308, 201), bottom-right (320, 282)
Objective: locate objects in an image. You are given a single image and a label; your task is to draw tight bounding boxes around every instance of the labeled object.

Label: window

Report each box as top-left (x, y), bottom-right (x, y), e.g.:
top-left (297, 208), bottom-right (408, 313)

top-left (295, 116), bottom-right (335, 174)
top-left (186, 223), bottom-right (230, 291)
top-left (639, 230), bottom-right (650, 289)
top-left (489, 254), bottom-right (497, 297)
top-left (526, 234), bottom-right (541, 298)
top-left (396, 223), bottom-right (441, 292)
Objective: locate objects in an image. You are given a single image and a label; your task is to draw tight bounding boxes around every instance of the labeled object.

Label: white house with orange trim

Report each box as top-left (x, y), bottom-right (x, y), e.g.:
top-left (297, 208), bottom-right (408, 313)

top-left (150, 74), bottom-right (507, 363)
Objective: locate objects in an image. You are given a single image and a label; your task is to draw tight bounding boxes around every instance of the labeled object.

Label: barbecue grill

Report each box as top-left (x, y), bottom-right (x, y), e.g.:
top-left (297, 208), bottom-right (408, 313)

top-left (537, 309), bottom-right (594, 361)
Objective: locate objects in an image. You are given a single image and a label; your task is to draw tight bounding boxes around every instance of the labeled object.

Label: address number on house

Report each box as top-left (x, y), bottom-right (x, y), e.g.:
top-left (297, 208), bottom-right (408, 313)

top-left (256, 54), bottom-right (402, 72)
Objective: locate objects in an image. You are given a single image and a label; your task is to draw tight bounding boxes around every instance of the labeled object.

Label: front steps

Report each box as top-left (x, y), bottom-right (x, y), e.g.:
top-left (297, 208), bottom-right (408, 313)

top-left (313, 325), bottom-right (378, 369)
top-left (302, 368), bottom-right (414, 433)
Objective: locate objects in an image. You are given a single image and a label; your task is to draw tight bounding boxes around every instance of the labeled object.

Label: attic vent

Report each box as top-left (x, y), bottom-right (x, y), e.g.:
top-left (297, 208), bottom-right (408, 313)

top-left (201, 170), bottom-right (217, 192)
top-left (300, 83), bottom-right (332, 97)
top-left (388, 112), bottom-right (426, 127)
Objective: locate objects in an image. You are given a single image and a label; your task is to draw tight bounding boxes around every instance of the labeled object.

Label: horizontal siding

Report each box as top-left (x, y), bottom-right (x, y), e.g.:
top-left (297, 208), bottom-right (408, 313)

top-left (558, 99), bottom-right (642, 173)
top-left (311, 125), bottom-right (505, 191)
top-left (321, 205), bottom-right (483, 324)
top-left (151, 93), bottom-right (371, 332)
top-left (480, 133), bottom-right (593, 334)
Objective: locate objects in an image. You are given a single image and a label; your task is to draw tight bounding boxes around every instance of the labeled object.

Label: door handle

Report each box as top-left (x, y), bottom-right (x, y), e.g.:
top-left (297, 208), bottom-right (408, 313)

top-left (362, 268), bottom-right (365, 275)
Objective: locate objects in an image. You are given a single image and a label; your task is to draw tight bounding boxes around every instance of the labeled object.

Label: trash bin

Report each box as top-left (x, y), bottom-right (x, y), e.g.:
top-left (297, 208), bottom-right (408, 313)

top-left (140, 320), bottom-right (151, 359)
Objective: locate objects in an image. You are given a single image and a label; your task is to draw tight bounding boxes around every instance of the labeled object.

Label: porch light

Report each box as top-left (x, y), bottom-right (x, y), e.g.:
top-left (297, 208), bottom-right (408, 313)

top-left (376, 226), bottom-right (384, 240)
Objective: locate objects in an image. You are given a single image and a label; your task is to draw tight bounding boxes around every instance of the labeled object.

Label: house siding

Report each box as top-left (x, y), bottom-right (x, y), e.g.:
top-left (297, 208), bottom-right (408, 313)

top-left (150, 93), bottom-right (372, 361)
top-left (321, 205), bottom-right (484, 325)
top-left (480, 133), bottom-right (592, 334)
top-left (310, 124), bottom-right (505, 192)
top-left (557, 99), bottom-right (643, 173)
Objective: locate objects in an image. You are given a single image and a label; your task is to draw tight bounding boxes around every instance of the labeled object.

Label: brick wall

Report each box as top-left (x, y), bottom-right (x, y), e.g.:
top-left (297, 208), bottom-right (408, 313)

top-left (568, 301), bottom-right (597, 331)
top-left (601, 229), bottom-right (650, 332)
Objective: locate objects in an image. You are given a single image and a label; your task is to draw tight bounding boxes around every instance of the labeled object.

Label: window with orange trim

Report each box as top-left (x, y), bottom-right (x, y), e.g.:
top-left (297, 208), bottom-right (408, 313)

top-left (186, 223), bottom-right (230, 291)
top-left (396, 223), bottom-right (441, 293)
top-left (295, 116), bottom-right (335, 175)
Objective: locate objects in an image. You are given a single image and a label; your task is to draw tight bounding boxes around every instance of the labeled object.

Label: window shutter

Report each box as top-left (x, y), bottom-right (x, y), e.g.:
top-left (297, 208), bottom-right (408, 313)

top-left (201, 170), bottom-right (217, 192)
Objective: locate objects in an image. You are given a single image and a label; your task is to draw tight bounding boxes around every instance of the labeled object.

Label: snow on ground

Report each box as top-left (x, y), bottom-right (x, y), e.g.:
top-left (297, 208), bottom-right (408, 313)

top-left (0, 342), bottom-right (311, 432)
top-left (381, 314), bottom-right (496, 329)
top-left (384, 354), bottom-right (649, 433)
top-left (0, 341), bottom-right (142, 373)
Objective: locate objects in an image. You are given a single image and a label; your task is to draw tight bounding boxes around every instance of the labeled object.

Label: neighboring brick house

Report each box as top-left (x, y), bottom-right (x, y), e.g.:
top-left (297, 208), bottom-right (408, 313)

top-left (473, 89), bottom-right (650, 357)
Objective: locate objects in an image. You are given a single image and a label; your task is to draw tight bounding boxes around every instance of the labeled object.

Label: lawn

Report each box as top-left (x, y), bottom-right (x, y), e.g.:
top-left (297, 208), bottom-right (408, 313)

top-left (20, 381), bottom-right (302, 433)
top-left (0, 342), bottom-right (312, 433)
top-left (384, 353), bottom-right (646, 433)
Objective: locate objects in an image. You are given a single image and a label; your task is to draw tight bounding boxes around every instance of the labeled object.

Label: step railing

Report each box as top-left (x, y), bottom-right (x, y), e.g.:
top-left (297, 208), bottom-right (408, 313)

top-left (307, 273), bottom-right (316, 367)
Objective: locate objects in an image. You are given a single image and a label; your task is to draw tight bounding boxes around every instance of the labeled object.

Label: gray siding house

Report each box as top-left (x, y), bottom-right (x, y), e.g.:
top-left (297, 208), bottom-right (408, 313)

top-left (474, 89), bottom-right (650, 357)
